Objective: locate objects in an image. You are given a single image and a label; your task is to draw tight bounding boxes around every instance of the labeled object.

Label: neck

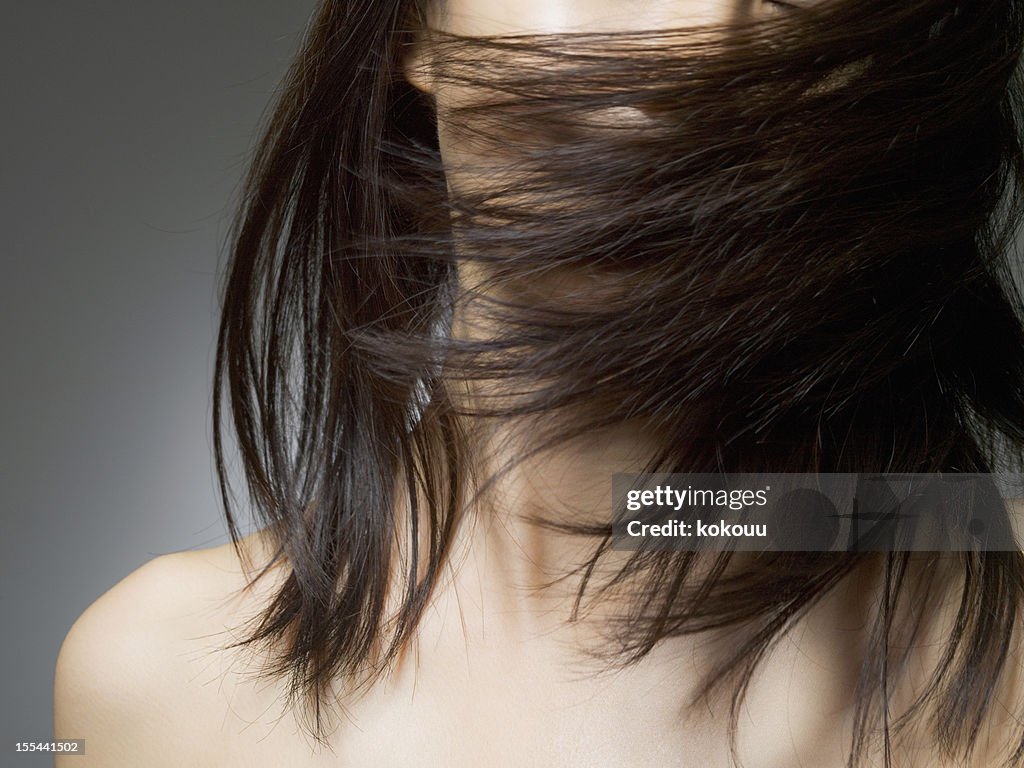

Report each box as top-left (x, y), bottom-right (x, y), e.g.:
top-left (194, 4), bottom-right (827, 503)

top-left (426, 260), bottom-right (666, 644)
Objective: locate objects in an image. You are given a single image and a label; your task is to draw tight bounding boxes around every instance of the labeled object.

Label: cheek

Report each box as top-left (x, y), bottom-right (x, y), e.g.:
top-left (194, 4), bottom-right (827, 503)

top-left (434, 108), bottom-right (490, 198)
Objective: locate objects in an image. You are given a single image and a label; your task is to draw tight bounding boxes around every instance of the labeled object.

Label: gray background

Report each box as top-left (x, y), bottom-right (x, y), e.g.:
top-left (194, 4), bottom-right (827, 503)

top-left (2, 1), bottom-right (316, 760)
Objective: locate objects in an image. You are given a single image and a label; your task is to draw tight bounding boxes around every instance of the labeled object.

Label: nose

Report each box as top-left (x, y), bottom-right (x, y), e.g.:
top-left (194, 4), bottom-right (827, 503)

top-left (581, 105), bottom-right (659, 132)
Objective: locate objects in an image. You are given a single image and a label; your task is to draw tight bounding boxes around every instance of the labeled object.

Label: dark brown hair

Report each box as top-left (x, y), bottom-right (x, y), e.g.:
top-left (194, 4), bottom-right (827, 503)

top-left (213, 0), bottom-right (1024, 765)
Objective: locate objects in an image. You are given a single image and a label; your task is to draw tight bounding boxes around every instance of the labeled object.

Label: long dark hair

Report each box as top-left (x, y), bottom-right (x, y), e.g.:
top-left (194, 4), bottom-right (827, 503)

top-left (213, 0), bottom-right (1024, 764)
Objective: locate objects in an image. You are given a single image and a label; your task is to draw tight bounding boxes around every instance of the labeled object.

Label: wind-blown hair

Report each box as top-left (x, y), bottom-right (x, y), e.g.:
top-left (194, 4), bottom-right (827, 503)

top-left (213, 0), bottom-right (1024, 765)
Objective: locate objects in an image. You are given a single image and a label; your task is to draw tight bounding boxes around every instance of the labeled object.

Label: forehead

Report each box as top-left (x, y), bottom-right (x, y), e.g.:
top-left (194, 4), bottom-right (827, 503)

top-left (432, 0), bottom-right (770, 35)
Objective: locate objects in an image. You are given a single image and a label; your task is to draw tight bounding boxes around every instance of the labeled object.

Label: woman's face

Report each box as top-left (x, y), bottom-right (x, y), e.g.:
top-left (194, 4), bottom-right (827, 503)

top-left (403, 0), bottom-right (798, 307)
top-left (405, 0), bottom-right (791, 196)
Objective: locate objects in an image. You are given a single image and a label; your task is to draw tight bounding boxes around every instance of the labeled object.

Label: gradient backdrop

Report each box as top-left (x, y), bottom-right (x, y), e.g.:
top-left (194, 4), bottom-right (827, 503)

top-left (2, 1), bottom-right (316, 760)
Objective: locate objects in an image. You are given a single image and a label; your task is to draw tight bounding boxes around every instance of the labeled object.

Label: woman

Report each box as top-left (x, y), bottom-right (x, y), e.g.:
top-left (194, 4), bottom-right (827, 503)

top-left (55, 0), bottom-right (1024, 765)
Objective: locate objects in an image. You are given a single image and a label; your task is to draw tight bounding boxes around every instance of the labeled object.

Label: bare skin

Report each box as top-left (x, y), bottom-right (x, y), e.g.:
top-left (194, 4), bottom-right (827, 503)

top-left (53, 521), bottom-right (1024, 767)
top-left (54, 2), bottom-right (1024, 766)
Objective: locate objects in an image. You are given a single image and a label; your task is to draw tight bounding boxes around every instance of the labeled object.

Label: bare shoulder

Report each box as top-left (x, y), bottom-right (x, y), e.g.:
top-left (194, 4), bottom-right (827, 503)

top-left (53, 530), bottom-right (292, 767)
